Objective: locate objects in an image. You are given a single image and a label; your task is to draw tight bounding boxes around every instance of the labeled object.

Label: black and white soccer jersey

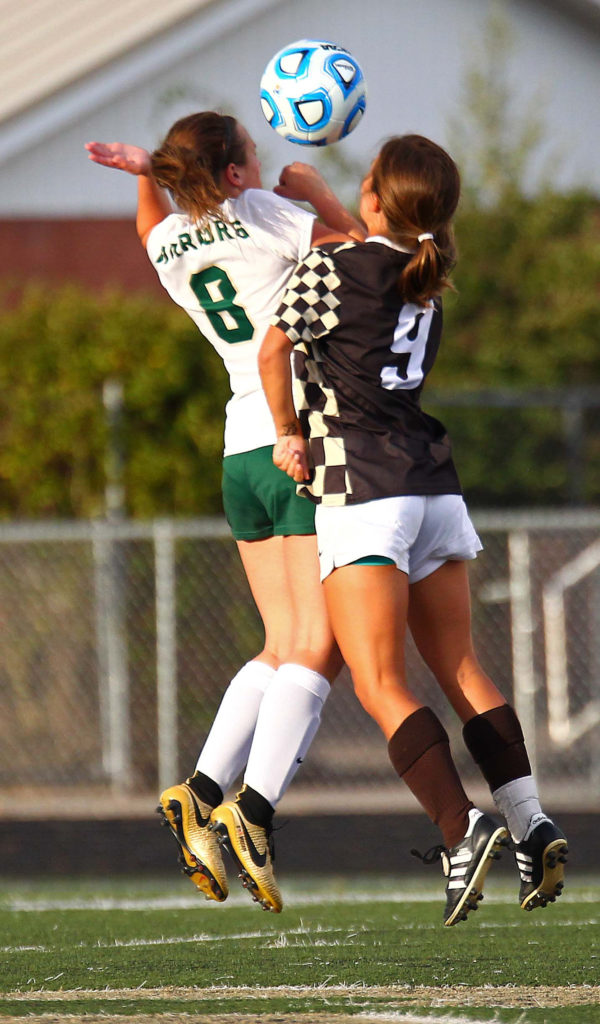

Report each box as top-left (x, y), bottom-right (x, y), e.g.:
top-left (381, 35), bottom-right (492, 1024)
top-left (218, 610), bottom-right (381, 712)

top-left (271, 238), bottom-right (462, 506)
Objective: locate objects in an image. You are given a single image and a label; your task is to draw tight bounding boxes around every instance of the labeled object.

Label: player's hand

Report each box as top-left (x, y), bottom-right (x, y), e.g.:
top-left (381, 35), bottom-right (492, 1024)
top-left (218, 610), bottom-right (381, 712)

top-left (274, 162), bottom-right (327, 203)
top-left (85, 142), bottom-right (151, 176)
top-left (273, 436), bottom-right (311, 483)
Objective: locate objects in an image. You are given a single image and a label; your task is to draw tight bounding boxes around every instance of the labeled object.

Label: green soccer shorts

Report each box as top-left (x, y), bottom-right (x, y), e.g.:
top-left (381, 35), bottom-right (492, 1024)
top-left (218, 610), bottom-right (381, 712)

top-left (222, 445), bottom-right (316, 541)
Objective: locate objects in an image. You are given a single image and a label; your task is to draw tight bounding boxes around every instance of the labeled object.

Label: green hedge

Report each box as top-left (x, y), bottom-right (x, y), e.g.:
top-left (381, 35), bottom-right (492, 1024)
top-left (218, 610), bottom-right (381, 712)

top-left (436, 189), bottom-right (600, 505)
top-left (445, 190), bottom-right (600, 390)
top-left (1, 189), bottom-right (599, 518)
top-left (0, 285), bottom-right (230, 518)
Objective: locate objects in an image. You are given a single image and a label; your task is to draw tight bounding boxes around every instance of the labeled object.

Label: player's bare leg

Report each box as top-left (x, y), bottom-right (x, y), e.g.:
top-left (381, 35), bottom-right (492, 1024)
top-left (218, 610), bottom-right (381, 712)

top-left (211, 534), bottom-right (341, 912)
top-left (408, 561), bottom-right (568, 909)
top-left (323, 562), bottom-right (507, 925)
top-left (407, 561), bottom-right (506, 720)
top-left (322, 563), bottom-right (418, 739)
top-left (280, 533), bottom-right (343, 680)
top-left (236, 535), bottom-right (295, 670)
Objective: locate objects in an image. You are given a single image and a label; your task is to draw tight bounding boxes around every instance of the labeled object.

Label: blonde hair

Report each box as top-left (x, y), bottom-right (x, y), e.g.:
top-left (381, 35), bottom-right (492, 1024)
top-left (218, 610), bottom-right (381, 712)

top-left (371, 134), bottom-right (460, 306)
top-left (150, 112), bottom-right (246, 223)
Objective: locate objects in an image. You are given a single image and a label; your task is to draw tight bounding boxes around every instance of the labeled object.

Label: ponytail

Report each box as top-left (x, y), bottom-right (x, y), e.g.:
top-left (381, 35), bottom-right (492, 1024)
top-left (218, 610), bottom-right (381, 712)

top-left (371, 135), bottom-right (460, 306)
top-left (398, 228), bottom-right (456, 306)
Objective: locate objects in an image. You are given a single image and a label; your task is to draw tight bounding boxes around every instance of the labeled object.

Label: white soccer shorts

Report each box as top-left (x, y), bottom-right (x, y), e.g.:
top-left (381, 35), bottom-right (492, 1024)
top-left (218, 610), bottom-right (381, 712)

top-left (315, 493), bottom-right (482, 582)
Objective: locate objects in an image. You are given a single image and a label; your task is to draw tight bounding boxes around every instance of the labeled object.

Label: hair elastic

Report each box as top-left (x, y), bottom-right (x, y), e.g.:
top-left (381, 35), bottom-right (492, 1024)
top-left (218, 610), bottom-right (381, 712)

top-left (417, 232), bottom-right (434, 243)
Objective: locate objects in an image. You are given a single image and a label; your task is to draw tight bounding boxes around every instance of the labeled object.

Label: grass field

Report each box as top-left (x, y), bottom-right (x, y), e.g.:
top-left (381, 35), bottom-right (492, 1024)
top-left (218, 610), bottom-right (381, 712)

top-left (0, 874), bottom-right (598, 1024)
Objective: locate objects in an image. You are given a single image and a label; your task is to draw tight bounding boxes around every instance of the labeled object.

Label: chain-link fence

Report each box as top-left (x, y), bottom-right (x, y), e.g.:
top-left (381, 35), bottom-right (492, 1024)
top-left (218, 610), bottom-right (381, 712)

top-left (1, 512), bottom-right (599, 811)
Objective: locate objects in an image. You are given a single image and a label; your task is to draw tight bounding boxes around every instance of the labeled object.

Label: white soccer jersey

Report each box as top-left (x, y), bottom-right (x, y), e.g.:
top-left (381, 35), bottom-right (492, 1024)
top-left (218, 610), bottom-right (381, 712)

top-left (146, 189), bottom-right (315, 455)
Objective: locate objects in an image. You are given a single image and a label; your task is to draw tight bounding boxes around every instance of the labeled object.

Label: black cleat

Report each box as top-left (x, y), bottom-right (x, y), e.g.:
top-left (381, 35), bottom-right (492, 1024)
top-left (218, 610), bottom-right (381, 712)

top-left (514, 818), bottom-right (568, 911)
top-left (413, 809), bottom-right (508, 927)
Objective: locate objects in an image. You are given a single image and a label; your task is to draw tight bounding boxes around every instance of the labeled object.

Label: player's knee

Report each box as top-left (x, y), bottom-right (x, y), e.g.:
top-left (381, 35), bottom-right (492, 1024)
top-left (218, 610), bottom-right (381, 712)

top-left (285, 638), bottom-right (341, 682)
top-left (352, 673), bottom-right (400, 717)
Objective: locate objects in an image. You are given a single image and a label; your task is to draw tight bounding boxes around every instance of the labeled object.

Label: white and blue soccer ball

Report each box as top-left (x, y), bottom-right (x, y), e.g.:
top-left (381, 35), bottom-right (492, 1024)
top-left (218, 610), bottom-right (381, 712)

top-left (260, 39), bottom-right (366, 146)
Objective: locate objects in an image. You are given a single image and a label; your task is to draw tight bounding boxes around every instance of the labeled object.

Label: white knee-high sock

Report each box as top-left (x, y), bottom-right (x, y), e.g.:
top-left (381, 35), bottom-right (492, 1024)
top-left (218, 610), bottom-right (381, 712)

top-left (195, 660), bottom-right (276, 794)
top-left (492, 775), bottom-right (550, 843)
top-left (243, 663), bottom-right (331, 807)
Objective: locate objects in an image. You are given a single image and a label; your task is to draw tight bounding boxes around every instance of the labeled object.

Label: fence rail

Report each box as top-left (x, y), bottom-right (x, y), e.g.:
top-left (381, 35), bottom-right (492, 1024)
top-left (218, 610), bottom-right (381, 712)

top-left (1, 511), bottom-right (599, 811)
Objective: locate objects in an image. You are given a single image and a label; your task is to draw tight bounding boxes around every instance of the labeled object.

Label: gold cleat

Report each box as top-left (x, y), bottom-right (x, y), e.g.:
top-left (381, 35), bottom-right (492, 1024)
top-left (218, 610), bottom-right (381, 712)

top-left (158, 783), bottom-right (228, 902)
top-left (209, 800), bottom-right (282, 913)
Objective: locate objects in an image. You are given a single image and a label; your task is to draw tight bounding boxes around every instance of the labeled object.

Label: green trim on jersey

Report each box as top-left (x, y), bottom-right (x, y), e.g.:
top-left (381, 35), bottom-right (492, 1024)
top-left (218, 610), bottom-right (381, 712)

top-left (351, 555), bottom-right (395, 566)
top-left (222, 445), bottom-right (316, 541)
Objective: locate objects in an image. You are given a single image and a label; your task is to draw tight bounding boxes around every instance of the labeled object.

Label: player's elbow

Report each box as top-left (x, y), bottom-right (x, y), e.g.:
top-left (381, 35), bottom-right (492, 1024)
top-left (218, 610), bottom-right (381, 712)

top-left (258, 328), bottom-right (288, 375)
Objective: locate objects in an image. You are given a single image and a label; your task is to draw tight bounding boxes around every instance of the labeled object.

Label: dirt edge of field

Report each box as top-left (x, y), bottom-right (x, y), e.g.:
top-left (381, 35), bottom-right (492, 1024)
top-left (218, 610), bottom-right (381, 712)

top-left (2, 982), bottom-right (599, 1021)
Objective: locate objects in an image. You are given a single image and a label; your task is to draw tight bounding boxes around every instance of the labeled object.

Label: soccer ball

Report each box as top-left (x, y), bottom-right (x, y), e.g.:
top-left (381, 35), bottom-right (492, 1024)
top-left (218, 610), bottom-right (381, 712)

top-left (260, 39), bottom-right (366, 146)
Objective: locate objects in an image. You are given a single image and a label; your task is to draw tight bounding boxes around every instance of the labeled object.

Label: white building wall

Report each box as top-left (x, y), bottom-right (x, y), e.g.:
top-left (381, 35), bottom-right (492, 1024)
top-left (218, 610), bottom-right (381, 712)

top-left (0, 0), bottom-right (598, 217)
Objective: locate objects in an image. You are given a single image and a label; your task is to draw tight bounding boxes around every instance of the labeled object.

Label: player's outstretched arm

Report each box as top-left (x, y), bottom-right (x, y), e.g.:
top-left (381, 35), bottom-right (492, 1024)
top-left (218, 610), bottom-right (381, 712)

top-left (275, 162), bottom-right (366, 242)
top-left (85, 142), bottom-right (151, 175)
top-left (259, 325), bottom-right (311, 483)
top-left (84, 141), bottom-right (172, 246)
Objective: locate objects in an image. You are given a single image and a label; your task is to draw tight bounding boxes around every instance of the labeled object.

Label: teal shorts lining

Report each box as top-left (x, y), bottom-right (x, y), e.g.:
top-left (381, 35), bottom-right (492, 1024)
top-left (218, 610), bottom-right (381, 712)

top-left (350, 555), bottom-right (395, 566)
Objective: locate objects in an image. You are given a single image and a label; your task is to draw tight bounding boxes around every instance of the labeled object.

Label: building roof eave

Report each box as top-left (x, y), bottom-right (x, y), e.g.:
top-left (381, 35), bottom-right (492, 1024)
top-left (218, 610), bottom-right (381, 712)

top-left (0, 0), bottom-right (278, 162)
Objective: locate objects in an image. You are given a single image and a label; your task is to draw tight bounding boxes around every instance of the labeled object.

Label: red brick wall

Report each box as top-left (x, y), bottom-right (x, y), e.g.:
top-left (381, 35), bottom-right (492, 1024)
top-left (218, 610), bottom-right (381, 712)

top-left (0, 219), bottom-right (167, 301)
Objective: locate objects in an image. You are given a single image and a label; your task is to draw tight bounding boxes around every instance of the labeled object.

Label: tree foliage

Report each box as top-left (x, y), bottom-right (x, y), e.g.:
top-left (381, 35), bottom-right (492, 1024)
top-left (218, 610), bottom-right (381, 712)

top-left (430, 189), bottom-right (600, 506)
top-left (0, 284), bottom-right (230, 518)
top-left (444, 189), bottom-right (600, 389)
top-left (1, 182), bottom-right (598, 519)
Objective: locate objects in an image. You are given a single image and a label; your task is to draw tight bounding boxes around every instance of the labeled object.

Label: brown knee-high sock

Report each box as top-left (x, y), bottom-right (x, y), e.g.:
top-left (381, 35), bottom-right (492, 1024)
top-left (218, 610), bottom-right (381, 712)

top-left (462, 704), bottom-right (531, 791)
top-left (388, 706), bottom-right (474, 848)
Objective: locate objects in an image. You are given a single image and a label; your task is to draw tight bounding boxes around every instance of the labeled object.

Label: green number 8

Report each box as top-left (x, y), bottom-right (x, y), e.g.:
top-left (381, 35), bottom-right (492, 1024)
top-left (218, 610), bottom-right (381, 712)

top-left (190, 266), bottom-right (254, 343)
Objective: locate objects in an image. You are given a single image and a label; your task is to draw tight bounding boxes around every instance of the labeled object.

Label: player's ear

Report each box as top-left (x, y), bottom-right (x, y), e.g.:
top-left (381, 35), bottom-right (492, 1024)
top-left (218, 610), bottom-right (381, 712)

top-left (362, 189), bottom-right (381, 215)
top-left (370, 188), bottom-right (382, 213)
top-left (223, 162), bottom-right (242, 189)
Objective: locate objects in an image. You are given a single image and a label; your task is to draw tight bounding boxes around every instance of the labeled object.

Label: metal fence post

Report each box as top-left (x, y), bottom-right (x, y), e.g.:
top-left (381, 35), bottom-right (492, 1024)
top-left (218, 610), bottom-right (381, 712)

top-left (154, 520), bottom-right (178, 791)
top-left (92, 520), bottom-right (132, 789)
top-left (507, 528), bottom-right (537, 774)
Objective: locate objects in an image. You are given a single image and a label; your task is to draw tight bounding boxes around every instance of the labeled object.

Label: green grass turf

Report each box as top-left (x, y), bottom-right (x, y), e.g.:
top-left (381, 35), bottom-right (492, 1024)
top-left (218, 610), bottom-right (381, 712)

top-left (0, 875), bottom-right (598, 1022)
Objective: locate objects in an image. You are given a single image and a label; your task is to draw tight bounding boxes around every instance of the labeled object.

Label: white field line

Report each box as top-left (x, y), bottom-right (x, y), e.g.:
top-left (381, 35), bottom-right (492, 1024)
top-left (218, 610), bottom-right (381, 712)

top-left (0, 925), bottom-right (414, 955)
top-left (1, 913), bottom-right (597, 956)
top-left (1, 890), bottom-right (442, 911)
top-left (3, 886), bottom-right (598, 913)
top-left (0, 944), bottom-right (48, 951)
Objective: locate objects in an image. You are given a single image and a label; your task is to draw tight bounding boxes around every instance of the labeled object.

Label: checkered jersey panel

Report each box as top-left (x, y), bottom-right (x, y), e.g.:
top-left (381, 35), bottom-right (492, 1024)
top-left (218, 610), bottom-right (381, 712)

top-left (272, 240), bottom-right (462, 506)
top-left (273, 245), bottom-right (352, 344)
top-left (278, 247), bottom-right (354, 505)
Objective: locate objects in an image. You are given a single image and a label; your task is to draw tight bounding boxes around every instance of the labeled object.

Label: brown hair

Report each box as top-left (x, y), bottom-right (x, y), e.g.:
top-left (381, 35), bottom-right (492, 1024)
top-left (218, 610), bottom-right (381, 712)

top-left (370, 134), bottom-right (460, 306)
top-left (150, 112), bottom-right (247, 223)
